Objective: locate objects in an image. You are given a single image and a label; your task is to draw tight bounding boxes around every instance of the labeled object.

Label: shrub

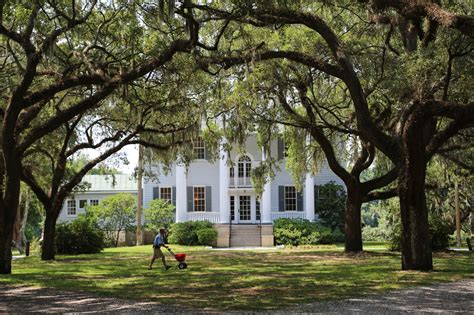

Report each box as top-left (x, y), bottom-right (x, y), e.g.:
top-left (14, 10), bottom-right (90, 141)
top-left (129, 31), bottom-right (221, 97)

top-left (388, 214), bottom-right (452, 251)
top-left (144, 199), bottom-right (175, 232)
top-left (55, 215), bottom-right (104, 255)
top-left (315, 182), bottom-right (346, 231)
top-left (87, 193), bottom-right (136, 247)
top-left (331, 227), bottom-right (346, 243)
top-left (273, 218), bottom-right (337, 246)
top-left (168, 221), bottom-right (214, 245)
top-left (197, 228), bottom-right (218, 246)
top-left (362, 226), bottom-right (389, 242)
top-left (429, 215), bottom-right (452, 250)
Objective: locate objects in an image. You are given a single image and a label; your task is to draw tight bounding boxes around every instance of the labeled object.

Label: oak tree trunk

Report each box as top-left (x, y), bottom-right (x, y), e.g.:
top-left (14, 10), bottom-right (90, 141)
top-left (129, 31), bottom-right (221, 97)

top-left (41, 208), bottom-right (59, 261)
top-left (344, 184), bottom-right (363, 252)
top-left (0, 158), bottom-right (22, 274)
top-left (398, 116), bottom-right (433, 271)
top-left (0, 222), bottom-right (13, 274)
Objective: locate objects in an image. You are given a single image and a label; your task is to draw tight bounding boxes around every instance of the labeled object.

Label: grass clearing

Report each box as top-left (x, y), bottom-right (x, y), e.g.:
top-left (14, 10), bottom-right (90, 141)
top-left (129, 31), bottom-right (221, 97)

top-left (1, 243), bottom-right (473, 311)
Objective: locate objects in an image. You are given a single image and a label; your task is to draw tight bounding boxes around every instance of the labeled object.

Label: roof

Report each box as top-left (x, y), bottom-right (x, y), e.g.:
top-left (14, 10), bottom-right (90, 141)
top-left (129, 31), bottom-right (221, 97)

top-left (81, 174), bottom-right (137, 192)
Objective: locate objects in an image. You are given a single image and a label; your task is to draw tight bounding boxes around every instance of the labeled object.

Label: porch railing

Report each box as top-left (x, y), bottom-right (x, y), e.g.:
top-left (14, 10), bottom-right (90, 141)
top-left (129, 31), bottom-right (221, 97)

top-left (229, 177), bottom-right (252, 188)
top-left (271, 211), bottom-right (306, 221)
top-left (186, 212), bottom-right (220, 223)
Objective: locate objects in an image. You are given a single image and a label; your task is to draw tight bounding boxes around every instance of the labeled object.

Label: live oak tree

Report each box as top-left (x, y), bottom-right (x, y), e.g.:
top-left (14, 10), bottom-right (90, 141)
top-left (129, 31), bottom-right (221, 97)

top-left (0, 0), bottom-right (202, 274)
top-left (217, 61), bottom-right (399, 252)
top-left (190, 0), bottom-right (474, 270)
top-left (21, 95), bottom-right (198, 260)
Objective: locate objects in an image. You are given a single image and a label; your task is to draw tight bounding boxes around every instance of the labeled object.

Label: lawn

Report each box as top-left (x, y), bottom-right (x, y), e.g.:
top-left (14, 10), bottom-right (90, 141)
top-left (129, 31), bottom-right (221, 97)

top-left (1, 243), bottom-right (473, 311)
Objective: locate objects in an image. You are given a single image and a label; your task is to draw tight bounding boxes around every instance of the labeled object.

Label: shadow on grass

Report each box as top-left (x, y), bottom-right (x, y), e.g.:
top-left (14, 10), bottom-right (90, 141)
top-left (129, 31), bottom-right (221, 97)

top-left (2, 246), bottom-right (473, 311)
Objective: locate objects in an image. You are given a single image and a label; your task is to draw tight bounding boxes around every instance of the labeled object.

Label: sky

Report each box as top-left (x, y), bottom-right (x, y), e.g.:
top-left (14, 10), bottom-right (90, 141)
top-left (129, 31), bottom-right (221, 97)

top-left (121, 144), bottom-right (139, 174)
top-left (83, 144), bottom-right (139, 175)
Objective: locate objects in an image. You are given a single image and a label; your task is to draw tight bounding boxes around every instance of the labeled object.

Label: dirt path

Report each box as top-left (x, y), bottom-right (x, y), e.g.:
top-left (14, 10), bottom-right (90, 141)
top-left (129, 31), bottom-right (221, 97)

top-left (1, 279), bottom-right (473, 314)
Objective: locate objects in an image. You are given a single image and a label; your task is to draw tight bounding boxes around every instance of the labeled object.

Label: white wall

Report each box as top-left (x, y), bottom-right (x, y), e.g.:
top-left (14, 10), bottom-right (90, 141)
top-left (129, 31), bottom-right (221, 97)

top-left (187, 160), bottom-right (220, 212)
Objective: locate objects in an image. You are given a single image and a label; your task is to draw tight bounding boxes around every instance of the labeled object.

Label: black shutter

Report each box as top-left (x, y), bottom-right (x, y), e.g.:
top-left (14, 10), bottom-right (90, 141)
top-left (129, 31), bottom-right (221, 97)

top-left (297, 191), bottom-right (303, 212)
top-left (187, 186), bottom-right (193, 212)
top-left (277, 139), bottom-right (284, 160)
top-left (172, 186), bottom-right (176, 206)
top-left (205, 186), bottom-right (212, 212)
top-left (314, 185), bottom-right (319, 209)
top-left (153, 187), bottom-right (159, 200)
top-left (279, 186), bottom-right (285, 212)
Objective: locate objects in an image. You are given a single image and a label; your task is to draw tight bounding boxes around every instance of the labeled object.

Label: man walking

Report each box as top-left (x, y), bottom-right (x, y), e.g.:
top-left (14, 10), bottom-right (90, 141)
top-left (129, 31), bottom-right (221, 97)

top-left (148, 229), bottom-right (171, 270)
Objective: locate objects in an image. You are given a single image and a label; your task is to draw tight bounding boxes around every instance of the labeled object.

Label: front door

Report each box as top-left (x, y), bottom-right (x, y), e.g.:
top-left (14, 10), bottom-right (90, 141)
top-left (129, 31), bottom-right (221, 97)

top-left (230, 194), bottom-right (253, 224)
top-left (238, 195), bottom-right (252, 223)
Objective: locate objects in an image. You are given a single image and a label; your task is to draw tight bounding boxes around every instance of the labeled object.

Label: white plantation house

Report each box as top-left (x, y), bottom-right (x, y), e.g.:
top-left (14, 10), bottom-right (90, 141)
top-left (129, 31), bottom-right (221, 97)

top-left (143, 135), bottom-right (343, 247)
top-left (58, 174), bottom-right (138, 222)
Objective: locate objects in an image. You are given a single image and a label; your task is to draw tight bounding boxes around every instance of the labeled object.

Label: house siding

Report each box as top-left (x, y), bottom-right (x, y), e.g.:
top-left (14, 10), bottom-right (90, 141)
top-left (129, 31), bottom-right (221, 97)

top-left (187, 161), bottom-right (220, 212)
top-left (58, 191), bottom-right (137, 222)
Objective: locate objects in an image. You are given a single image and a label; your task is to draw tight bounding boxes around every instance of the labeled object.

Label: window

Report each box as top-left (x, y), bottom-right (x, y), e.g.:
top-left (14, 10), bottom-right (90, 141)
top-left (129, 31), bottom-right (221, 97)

top-left (193, 139), bottom-right (205, 159)
top-left (90, 200), bottom-right (99, 206)
top-left (237, 155), bottom-right (252, 186)
top-left (284, 186), bottom-right (297, 211)
top-left (256, 199), bottom-right (261, 221)
top-left (230, 196), bottom-right (235, 221)
top-left (160, 187), bottom-right (172, 204)
top-left (238, 155), bottom-right (251, 178)
top-left (67, 200), bottom-right (76, 216)
top-left (229, 167), bottom-right (234, 178)
top-left (193, 187), bottom-right (206, 212)
top-left (79, 200), bottom-right (87, 209)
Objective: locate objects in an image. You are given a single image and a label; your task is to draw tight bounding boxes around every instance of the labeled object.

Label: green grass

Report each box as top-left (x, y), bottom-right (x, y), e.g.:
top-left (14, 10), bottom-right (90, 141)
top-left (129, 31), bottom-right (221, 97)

top-left (1, 244), bottom-right (473, 311)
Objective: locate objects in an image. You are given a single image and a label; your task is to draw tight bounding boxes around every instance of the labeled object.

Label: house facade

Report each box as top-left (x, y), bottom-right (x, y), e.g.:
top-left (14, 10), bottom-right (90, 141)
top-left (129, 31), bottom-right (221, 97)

top-left (58, 174), bottom-right (138, 222)
top-left (143, 136), bottom-right (344, 247)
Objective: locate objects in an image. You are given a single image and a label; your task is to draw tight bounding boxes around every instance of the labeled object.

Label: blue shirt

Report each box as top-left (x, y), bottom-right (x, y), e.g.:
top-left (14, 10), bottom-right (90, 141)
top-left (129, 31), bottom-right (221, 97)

top-left (153, 234), bottom-right (164, 246)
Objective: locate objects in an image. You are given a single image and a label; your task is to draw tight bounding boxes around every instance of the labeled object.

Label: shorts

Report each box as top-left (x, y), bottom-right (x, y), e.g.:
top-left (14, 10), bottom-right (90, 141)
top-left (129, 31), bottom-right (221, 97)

top-left (153, 246), bottom-right (164, 258)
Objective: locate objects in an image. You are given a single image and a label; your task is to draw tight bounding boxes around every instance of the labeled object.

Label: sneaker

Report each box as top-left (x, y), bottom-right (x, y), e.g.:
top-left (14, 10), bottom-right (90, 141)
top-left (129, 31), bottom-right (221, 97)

top-left (165, 265), bottom-right (172, 270)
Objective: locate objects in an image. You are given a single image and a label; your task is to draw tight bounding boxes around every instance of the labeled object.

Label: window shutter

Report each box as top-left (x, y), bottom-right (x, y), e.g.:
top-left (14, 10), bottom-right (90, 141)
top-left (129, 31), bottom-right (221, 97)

top-left (277, 139), bottom-right (284, 160)
top-left (153, 187), bottom-right (159, 200)
top-left (297, 191), bottom-right (303, 212)
top-left (204, 145), bottom-right (210, 161)
top-left (314, 185), bottom-right (319, 209)
top-left (205, 186), bottom-right (212, 212)
top-left (278, 186), bottom-right (285, 212)
top-left (172, 186), bottom-right (176, 206)
top-left (187, 186), bottom-right (193, 212)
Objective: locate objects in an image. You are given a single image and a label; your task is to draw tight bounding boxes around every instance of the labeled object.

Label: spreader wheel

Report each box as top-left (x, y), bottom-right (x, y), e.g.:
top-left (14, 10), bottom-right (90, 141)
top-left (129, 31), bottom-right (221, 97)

top-left (178, 262), bottom-right (187, 269)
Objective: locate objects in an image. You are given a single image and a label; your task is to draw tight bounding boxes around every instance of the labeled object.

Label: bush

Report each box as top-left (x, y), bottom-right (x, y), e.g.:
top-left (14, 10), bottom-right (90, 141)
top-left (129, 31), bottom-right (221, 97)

top-left (315, 182), bottom-right (346, 231)
top-left (87, 193), bottom-right (136, 247)
top-left (273, 218), bottom-right (337, 246)
top-left (144, 199), bottom-right (175, 232)
top-left (197, 228), bottom-right (218, 246)
top-left (388, 214), bottom-right (452, 251)
top-left (429, 215), bottom-right (452, 250)
top-left (168, 221), bottom-right (214, 245)
top-left (55, 215), bottom-right (104, 255)
top-left (362, 226), bottom-right (389, 242)
top-left (331, 227), bottom-right (346, 243)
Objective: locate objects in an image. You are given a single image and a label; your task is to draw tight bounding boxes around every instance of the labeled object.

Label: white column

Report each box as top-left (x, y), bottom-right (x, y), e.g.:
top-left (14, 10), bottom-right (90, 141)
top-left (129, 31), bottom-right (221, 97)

top-left (261, 148), bottom-right (272, 223)
top-left (219, 142), bottom-right (230, 223)
top-left (305, 174), bottom-right (315, 221)
top-left (175, 163), bottom-right (187, 222)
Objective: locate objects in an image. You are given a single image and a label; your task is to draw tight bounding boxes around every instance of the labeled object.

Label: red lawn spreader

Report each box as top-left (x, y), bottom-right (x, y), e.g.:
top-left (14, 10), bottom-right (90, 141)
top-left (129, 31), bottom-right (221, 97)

top-left (166, 247), bottom-right (187, 269)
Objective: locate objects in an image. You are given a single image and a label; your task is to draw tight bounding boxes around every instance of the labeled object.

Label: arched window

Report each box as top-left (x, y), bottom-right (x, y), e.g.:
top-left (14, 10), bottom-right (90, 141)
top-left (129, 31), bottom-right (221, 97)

top-left (238, 155), bottom-right (252, 186)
